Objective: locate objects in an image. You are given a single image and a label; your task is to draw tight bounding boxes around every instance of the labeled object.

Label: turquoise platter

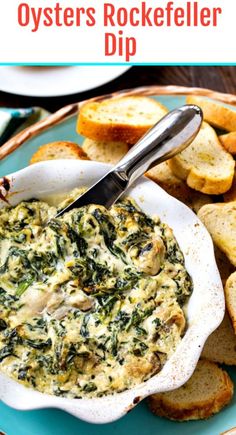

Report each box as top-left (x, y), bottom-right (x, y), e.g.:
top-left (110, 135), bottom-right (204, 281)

top-left (0, 94), bottom-right (236, 435)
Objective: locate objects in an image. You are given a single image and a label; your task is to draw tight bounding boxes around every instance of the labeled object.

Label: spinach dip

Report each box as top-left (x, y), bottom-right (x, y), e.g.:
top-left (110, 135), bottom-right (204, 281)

top-left (0, 192), bottom-right (192, 398)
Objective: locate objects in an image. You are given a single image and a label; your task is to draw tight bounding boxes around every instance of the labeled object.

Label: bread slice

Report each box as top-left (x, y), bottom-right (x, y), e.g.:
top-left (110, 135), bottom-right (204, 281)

top-left (146, 162), bottom-right (190, 199)
top-left (146, 161), bottom-right (212, 213)
top-left (225, 272), bottom-right (236, 334)
top-left (30, 141), bottom-right (88, 164)
top-left (190, 192), bottom-right (213, 214)
top-left (202, 313), bottom-right (236, 365)
top-left (77, 97), bottom-right (168, 144)
top-left (82, 138), bottom-right (128, 164)
top-left (147, 360), bottom-right (233, 421)
top-left (220, 132), bottom-right (236, 155)
top-left (198, 202), bottom-right (236, 266)
top-left (224, 173), bottom-right (236, 202)
top-left (169, 122), bottom-right (235, 195)
top-left (221, 428), bottom-right (236, 435)
top-left (186, 96), bottom-right (236, 132)
top-left (214, 247), bottom-right (235, 286)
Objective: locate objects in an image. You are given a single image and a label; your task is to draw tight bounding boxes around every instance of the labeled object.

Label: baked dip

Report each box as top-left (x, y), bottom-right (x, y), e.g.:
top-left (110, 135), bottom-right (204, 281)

top-left (0, 192), bottom-right (192, 398)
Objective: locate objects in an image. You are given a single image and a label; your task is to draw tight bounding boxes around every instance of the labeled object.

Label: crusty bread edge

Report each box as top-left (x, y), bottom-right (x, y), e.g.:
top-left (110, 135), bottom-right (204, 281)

top-left (78, 114), bottom-right (152, 144)
top-left (169, 158), bottom-right (234, 195)
top-left (30, 141), bottom-right (88, 165)
top-left (77, 97), bottom-right (168, 144)
top-left (220, 133), bottom-right (236, 155)
top-left (186, 95), bottom-right (236, 132)
top-left (225, 273), bottom-right (236, 335)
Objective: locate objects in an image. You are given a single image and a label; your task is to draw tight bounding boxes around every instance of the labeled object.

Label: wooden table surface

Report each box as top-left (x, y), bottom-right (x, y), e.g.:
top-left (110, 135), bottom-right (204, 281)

top-left (0, 66), bottom-right (236, 112)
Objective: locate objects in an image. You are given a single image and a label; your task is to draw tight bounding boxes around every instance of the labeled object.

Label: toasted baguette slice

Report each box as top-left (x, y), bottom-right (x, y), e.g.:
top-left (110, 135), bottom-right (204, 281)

top-left (169, 122), bottom-right (235, 195)
top-left (77, 97), bottom-right (168, 144)
top-left (148, 360), bottom-right (233, 421)
top-left (224, 173), bottom-right (236, 202)
top-left (220, 132), bottom-right (236, 155)
top-left (186, 96), bottom-right (236, 132)
top-left (225, 272), bottom-right (236, 334)
top-left (198, 202), bottom-right (236, 266)
top-left (146, 162), bottom-right (212, 213)
top-left (221, 428), bottom-right (236, 435)
top-left (202, 313), bottom-right (236, 365)
top-left (82, 138), bottom-right (128, 164)
top-left (214, 247), bottom-right (235, 286)
top-left (30, 141), bottom-right (88, 164)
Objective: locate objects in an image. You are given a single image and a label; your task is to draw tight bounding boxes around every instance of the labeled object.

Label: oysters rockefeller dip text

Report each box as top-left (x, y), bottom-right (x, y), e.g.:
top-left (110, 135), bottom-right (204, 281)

top-left (0, 190), bottom-right (192, 398)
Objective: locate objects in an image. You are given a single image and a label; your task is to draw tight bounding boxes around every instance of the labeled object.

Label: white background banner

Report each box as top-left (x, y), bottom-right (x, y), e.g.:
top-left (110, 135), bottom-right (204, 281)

top-left (0, 0), bottom-right (234, 64)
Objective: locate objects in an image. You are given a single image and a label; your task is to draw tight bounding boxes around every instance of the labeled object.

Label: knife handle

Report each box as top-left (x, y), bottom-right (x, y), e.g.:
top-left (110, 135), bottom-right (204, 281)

top-left (112, 105), bottom-right (202, 186)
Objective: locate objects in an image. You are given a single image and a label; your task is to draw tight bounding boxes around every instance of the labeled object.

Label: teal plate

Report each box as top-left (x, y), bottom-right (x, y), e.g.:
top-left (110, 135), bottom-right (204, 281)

top-left (0, 94), bottom-right (236, 435)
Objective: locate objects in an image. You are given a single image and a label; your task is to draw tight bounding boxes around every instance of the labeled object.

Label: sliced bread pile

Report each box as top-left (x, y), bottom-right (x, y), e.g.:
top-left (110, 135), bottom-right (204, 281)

top-left (29, 94), bottom-right (236, 423)
top-left (149, 166), bottom-right (236, 422)
top-left (78, 96), bottom-right (169, 165)
top-left (148, 97), bottom-right (236, 423)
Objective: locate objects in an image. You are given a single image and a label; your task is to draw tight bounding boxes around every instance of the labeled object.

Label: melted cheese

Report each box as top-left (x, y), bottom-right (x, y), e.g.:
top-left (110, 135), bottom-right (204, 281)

top-left (0, 192), bottom-right (192, 398)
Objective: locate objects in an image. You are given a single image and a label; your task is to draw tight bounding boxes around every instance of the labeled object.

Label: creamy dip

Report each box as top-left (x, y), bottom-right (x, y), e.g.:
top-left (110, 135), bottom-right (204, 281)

top-left (0, 192), bottom-right (192, 398)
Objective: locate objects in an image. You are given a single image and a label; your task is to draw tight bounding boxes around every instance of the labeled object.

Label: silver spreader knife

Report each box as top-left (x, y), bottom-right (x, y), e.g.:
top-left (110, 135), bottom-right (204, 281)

top-left (55, 104), bottom-right (202, 218)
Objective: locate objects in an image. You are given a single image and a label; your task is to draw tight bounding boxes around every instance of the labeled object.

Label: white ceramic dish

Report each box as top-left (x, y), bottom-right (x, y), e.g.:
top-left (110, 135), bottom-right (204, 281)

top-left (0, 66), bottom-right (130, 97)
top-left (0, 160), bottom-right (224, 424)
